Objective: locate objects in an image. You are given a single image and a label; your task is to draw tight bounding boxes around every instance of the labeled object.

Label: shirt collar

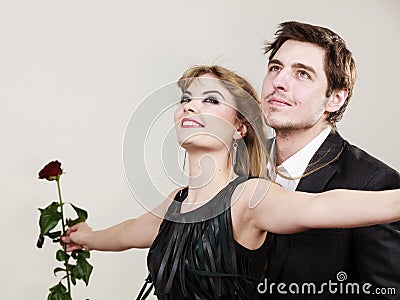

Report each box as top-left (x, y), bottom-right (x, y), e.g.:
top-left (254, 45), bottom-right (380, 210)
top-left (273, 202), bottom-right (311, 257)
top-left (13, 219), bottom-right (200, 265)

top-left (279, 126), bottom-right (332, 180)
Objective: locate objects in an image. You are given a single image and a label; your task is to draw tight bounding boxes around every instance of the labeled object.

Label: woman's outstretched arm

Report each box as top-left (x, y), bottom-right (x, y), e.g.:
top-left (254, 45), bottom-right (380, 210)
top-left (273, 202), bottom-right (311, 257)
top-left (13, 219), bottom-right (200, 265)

top-left (62, 189), bottom-right (178, 251)
top-left (63, 212), bottom-right (162, 252)
top-left (240, 178), bottom-right (400, 234)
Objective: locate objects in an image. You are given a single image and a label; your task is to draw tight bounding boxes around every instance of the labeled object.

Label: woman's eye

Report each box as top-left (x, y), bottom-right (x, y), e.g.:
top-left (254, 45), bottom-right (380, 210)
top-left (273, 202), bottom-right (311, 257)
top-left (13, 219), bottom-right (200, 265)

top-left (203, 96), bottom-right (219, 104)
top-left (180, 96), bottom-right (191, 104)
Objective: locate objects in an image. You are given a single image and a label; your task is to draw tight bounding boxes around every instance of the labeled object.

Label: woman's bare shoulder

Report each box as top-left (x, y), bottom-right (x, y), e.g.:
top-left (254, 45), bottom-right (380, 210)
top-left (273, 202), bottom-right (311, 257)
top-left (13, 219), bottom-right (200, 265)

top-left (232, 177), bottom-right (275, 209)
top-left (149, 187), bottom-right (182, 218)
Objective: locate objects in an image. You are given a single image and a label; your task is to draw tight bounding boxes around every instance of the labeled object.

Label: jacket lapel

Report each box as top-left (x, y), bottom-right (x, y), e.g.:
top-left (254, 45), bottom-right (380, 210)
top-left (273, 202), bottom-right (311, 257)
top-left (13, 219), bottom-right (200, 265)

top-left (268, 132), bottom-right (345, 281)
top-left (296, 132), bottom-right (344, 192)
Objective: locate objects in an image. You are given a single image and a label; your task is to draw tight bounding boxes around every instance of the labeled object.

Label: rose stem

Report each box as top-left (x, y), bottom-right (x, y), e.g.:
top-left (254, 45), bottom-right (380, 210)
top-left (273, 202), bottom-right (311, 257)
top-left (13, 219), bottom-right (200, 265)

top-left (56, 177), bottom-right (71, 295)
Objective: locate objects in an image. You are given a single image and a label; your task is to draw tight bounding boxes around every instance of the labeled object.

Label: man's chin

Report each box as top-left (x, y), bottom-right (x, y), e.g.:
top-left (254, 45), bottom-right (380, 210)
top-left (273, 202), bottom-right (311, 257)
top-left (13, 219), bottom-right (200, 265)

top-left (269, 122), bottom-right (316, 133)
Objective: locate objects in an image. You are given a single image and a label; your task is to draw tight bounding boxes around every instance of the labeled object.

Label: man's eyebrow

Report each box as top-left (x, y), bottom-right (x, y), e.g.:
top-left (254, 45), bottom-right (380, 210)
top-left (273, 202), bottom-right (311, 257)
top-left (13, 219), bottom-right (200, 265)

top-left (268, 59), bottom-right (283, 66)
top-left (292, 63), bottom-right (317, 77)
top-left (268, 59), bottom-right (318, 78)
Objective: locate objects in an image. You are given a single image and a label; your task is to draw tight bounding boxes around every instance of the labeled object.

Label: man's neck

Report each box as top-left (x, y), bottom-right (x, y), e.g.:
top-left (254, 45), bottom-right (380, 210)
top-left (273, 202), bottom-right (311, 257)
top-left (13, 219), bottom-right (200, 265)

top-left (275, 123), bottom-right (330, 165)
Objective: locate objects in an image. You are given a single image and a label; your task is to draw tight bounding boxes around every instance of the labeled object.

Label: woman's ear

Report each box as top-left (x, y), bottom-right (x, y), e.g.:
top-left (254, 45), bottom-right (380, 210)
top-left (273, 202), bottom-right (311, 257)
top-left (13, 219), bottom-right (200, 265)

top-left (325, 88), bottom-right (348, 112)
top-left (233, 124), bottom-right (247, 139)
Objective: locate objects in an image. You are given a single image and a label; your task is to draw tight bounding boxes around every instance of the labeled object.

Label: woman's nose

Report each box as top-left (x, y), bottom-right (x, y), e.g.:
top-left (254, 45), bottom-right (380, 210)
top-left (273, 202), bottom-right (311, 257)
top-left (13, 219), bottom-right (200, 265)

top-left (183, 101), bottom-right (199, 113)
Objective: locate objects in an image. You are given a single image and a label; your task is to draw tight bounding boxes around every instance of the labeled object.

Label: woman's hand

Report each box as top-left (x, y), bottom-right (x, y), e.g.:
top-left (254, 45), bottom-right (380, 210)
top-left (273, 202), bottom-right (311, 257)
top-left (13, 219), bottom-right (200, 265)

top-left (62, 222), bottom-right (93, 252)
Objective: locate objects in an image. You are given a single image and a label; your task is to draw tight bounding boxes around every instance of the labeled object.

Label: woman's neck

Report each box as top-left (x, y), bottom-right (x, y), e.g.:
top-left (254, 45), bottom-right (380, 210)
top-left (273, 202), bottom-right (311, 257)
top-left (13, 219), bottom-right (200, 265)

top-left (184, 149), bottom-right (235, 205)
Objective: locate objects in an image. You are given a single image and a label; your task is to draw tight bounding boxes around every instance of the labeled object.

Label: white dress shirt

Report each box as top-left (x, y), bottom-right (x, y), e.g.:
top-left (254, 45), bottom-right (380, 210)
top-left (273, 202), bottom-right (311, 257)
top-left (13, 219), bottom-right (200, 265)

top-left (268, 126), bottom-right (332, 191)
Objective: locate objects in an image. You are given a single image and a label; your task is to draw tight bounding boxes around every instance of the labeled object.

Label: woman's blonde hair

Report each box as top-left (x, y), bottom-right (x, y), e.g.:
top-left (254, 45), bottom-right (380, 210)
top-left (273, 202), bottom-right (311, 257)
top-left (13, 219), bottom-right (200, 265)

top-left (177, 65), bottom-right (271, 178)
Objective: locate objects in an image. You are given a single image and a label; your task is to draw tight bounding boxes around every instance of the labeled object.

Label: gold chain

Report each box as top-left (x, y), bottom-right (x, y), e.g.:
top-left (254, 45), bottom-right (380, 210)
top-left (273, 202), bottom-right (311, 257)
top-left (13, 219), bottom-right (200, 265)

top-left (274, 145), bottom-right (344, 181)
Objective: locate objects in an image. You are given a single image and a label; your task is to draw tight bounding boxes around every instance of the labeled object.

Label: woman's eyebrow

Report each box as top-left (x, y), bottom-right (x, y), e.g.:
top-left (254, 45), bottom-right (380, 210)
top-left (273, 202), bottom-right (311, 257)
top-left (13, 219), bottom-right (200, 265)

top-left (183, 90), bottom-right (225, 100)
top-left (202, 90), bottom-right (225, 99)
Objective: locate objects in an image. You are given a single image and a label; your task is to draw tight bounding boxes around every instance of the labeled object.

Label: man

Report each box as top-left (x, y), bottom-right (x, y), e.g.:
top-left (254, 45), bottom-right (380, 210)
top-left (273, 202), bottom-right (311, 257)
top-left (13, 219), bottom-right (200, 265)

top-left (261, 21), bottom-right (400, 299)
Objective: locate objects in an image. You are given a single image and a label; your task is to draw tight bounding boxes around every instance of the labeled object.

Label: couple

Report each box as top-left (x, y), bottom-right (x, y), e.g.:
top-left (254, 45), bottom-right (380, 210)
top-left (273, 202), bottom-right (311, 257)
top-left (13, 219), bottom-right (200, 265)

top-left (63, 21), bottom-right (400, 299)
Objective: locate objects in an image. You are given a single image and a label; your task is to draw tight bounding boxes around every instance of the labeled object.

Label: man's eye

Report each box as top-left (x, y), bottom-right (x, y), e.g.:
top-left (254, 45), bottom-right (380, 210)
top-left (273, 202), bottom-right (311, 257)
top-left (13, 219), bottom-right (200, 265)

top-left (298, 70), bottom-right (311, 79)
top-left (203, 96), bottom-right (220, 104)
top-left (180, 96), bottom-right (191, 104)
top-left (269, 65), bottom-right (281, 72)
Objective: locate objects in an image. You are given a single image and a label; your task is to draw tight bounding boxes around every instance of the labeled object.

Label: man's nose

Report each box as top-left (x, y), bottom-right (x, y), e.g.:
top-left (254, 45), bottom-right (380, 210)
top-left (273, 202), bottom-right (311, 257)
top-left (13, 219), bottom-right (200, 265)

top-left (272, 70), bottom-right (289, 91)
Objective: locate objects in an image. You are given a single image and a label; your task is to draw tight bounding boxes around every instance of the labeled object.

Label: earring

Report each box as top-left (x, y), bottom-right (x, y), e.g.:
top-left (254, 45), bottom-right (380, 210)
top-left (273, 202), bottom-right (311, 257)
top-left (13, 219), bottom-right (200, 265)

top-left (232, 141), bottom-right (238, 166)
top-left (233, 130), bottom-right (242, 140)
top-left (232, 129), bottom-right (242, 167)
top-left (182, 149), bottom-right (187, 174)
top-left (180, 150), bottom-right (188, 197)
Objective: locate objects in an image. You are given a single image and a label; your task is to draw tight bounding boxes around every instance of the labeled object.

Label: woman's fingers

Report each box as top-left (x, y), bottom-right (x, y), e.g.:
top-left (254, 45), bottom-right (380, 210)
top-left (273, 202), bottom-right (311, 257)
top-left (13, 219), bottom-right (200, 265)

top-left (65, 243), bottom-right (83, 252)
top-left (62, 235), bottom-right (90, 252)
top-left (66, 222), bottom-right (88, 234)
top-left (62, 222), bottom-right (91, 252)
top-left (62, 235), bottom-right (71, 243)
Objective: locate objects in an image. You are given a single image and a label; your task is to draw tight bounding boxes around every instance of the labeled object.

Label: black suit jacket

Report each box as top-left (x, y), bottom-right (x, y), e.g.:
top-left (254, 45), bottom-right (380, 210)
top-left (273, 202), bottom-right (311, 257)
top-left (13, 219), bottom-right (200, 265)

top-left (264, 132), bottom-right (400, 300)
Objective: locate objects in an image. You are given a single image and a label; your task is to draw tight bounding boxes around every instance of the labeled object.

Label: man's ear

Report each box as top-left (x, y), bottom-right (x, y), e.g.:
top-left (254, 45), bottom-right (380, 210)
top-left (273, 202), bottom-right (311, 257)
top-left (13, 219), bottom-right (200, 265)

top-left (325, 89), bottom-right (348, 112)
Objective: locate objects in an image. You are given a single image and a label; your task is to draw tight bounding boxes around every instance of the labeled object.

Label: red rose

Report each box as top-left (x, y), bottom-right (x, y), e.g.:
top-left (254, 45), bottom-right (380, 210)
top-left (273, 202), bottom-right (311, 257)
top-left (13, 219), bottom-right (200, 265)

top-left (38, 160), bottom-right (63, 181)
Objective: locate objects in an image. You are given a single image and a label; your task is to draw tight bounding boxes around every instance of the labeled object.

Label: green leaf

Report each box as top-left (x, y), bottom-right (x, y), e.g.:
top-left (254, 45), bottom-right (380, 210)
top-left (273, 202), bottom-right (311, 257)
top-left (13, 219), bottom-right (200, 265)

top-left (48, 292), bottom-right (71, 300)
top-left (37, 234), bottom-right (45, 248)
top-left (66, 217), bottom-right (81, 227)
top-left (53, 267), bottom-right (65, 276)
top-left (76, 255), bottom-right (94, 285)
top-left (68, 250), bottom-right (93, 285)
top-left (69, 251), bottom-right (93, 285)
top-left (39, 202), bottom-right (62, 235)
top-left (49, 282), bottom-right (66, 293)
top-left (55, 249), bottom-right (70, 262)
top-left (47, 282), bottom-right (71, 300)
top-left (79, 250), bottom-right (90, 259)
top-left (69, 265), bottom-right (77, 286)
top-left (66, 204), bottom-right (88, 227)
top-left (46, 230), bottom-right (62, 239)
top-left (71, 249), bottom-right (90, 259)
top-left (70, 203), bottom-right (88, 222)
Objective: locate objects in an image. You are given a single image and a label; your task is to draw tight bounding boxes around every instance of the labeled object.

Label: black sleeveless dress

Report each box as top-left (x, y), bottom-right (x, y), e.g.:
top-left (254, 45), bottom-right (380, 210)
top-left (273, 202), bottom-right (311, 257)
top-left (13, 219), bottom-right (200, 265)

top-left (147, 176), bottom-right (268, 299)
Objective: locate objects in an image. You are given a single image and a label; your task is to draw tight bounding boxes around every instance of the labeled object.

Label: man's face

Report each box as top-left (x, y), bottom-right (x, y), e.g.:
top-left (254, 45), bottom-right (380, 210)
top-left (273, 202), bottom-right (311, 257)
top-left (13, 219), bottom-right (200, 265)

top-left (261, 40), bottom-right (330, 132)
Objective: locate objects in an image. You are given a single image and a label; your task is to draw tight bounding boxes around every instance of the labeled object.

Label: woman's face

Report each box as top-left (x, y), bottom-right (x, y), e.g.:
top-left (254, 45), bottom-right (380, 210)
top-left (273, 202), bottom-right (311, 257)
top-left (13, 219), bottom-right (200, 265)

top-left (174, 74), bottom-right (240, 152)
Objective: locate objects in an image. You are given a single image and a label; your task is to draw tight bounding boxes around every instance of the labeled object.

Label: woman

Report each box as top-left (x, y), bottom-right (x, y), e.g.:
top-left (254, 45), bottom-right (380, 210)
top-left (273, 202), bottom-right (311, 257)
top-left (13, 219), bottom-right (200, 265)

top-left (63, 65), bottom-right (400, 299)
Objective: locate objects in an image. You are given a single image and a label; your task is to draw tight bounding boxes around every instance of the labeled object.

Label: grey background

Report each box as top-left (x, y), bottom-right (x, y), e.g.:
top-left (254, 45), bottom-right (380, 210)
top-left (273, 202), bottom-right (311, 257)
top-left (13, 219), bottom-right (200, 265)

top-left (1, 0), bottom-right (398, 299)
